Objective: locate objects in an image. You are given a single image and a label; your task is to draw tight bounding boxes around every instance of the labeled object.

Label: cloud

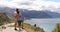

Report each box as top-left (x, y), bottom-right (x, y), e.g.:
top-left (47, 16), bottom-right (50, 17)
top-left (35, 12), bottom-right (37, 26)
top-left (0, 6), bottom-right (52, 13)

top-left (0, 0), bottom-right (17, 8)
top-left (0, 0), bottom-right (60, 12)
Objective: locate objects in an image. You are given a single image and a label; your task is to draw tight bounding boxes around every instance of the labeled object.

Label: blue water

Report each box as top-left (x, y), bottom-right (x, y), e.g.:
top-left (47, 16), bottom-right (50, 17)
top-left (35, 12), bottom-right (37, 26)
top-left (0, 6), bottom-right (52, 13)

top-left (25, 18), bottom-right (60, 32)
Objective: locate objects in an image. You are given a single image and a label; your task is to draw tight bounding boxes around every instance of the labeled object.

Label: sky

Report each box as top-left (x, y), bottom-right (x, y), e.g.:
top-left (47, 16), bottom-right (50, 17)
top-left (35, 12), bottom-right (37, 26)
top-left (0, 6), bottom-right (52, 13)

top-left (0, 0), bottom-right (60, 13)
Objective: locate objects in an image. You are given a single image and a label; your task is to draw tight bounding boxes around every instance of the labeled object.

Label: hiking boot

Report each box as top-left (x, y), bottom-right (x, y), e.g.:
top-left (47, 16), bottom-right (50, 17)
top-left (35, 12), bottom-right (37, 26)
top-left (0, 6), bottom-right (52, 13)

top-left (22, 27), bottom-right (24, 29)
top-left (14, 28), bottom-right (17, 31)
top-left (19, 29), bottom-right (22, 32)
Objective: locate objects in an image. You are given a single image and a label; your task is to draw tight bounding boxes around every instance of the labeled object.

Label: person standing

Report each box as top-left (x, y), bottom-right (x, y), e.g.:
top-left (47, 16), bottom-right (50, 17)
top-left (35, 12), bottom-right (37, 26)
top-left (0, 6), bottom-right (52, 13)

top-left (14, 8), bottom-right (19, 30)
top-left (14, 8), bottom-right (24, 31)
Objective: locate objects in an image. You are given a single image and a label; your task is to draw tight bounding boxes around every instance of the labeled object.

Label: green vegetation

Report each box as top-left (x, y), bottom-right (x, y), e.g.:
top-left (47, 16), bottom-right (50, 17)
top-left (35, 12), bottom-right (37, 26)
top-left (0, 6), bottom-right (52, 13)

top-left (0, 13), bottom-right (12, 25)
top-left (9, 23), bottom-right (45, 32)
top-left (52, 23), bottom-right (60, 32)
top-left (0, 12), bottom-right (45, 32)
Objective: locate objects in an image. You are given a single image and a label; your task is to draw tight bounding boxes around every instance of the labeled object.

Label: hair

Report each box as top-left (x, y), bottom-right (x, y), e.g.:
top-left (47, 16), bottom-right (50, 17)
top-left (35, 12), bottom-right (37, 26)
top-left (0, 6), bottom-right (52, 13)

top-left (16, 8), bottom-right (19, 14)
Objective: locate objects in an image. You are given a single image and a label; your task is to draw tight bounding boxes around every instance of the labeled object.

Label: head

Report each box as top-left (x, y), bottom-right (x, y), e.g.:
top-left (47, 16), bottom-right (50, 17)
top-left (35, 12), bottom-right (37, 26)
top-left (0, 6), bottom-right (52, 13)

top-left (16, 8), bottom-right (19, 14)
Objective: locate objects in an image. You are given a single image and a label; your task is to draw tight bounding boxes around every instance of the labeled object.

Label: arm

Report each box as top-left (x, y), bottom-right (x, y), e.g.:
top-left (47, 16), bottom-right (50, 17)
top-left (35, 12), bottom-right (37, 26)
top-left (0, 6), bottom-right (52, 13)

top-left (22, 16), bottom-right (24, 21)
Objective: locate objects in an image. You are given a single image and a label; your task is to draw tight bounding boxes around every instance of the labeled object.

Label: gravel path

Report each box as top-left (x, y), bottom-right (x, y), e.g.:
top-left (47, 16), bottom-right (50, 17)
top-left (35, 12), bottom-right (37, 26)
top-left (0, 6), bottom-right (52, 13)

top-left (0, 23), bottom-right (28, 32)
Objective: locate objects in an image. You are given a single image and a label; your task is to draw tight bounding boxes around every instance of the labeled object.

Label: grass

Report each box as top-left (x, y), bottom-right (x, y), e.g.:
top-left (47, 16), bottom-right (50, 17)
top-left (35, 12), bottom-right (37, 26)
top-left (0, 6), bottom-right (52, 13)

top-left (8, 22), bottom-right (45, 32)
top-left (0, 13), bottom-right (12, 26)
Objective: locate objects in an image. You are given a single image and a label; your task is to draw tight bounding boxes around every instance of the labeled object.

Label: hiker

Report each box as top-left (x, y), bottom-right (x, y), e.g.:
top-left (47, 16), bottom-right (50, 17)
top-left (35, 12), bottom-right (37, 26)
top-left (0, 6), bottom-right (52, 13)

top-left (34, 24), bottom-right (36, 27)
top-left (17, 14), bottom-right (24, 30)
top-left (14, 8), bottom-right (19, 30)
top-left (14, 8), bottom-right (24, 31)
top-left (34, 24), bottom-right (37, 32)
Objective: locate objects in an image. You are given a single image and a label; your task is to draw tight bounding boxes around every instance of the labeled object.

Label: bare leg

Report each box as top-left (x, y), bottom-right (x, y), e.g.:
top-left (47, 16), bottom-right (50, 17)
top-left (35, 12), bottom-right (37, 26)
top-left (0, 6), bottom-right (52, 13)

top-left (19, 25), bottom-right (20, 30)
top-left (22, 21), bottom-right (23, 29)
top-left (14, 22), bottom-right (17, 29)
top-left (18, 22), bottom-right (22, 31)
top-left (18, 24), bottom-right (21, 31)
top-left (14, 18), bottom-right (17, 30)
top-left (22, 21), bottom-right (24, 29)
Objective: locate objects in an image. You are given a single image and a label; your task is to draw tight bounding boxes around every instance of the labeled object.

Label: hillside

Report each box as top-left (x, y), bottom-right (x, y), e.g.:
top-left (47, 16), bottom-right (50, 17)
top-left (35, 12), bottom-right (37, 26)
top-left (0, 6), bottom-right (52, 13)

top-left (0, 12), bottom-right (12, 26)
top-left (0, 12), bottom-right (45, 32)
top-left (8, 23), bottom-right (45, 32)
top-left (21, 10), bottom-right (52, 18)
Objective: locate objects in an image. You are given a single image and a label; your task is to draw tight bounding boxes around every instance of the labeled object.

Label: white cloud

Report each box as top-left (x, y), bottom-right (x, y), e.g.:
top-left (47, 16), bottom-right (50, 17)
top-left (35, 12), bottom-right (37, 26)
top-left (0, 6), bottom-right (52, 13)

top-left (0, 0), bottom-right (60, 12)
top-left (0, 0), bottom-right (18, 8)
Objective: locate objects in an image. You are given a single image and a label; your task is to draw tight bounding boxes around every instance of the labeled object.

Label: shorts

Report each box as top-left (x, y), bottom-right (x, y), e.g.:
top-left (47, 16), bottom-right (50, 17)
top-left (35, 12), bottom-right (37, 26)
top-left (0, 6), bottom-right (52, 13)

top-left (18, 20), bottom-right (23, 26)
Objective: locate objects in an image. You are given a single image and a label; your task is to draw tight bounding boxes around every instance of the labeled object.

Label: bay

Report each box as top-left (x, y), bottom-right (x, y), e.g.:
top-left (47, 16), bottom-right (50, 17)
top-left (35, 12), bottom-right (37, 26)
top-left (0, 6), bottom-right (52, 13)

top-left (25, 18), bottom-right (60, 32)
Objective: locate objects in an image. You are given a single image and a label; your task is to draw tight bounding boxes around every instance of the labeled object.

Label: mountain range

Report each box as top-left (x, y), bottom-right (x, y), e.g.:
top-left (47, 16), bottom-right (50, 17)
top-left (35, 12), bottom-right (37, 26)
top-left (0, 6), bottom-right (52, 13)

top-left (0, 7), bottom-right (60, 18)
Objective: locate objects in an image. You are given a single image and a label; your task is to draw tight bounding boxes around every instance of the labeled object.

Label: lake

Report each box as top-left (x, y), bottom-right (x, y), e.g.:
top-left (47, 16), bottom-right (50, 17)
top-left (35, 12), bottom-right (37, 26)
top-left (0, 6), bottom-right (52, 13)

top-left (25, 18), bottom-right (60, 32)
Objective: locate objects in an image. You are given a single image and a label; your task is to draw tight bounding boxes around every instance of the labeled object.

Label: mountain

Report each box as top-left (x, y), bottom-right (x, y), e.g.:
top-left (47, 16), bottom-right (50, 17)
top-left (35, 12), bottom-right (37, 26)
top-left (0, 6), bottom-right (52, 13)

top-left (21, 10), bottom-right (52, 18)
top-left (43, 11), bottom-right (60, 18)
top-left (0, 7), bottom-right (60, 18)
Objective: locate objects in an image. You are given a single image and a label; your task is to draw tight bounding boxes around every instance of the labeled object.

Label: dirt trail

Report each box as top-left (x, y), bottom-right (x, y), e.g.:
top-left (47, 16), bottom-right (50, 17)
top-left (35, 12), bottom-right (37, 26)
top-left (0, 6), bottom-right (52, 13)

top-left (0, 23), bottom-right (28, 32)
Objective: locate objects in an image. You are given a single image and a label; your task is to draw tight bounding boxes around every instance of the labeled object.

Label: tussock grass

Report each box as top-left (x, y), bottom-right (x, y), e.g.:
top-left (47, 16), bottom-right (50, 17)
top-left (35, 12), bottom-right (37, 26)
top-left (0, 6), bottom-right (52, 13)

top-left (9, 23), bottom-right (45, 32)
